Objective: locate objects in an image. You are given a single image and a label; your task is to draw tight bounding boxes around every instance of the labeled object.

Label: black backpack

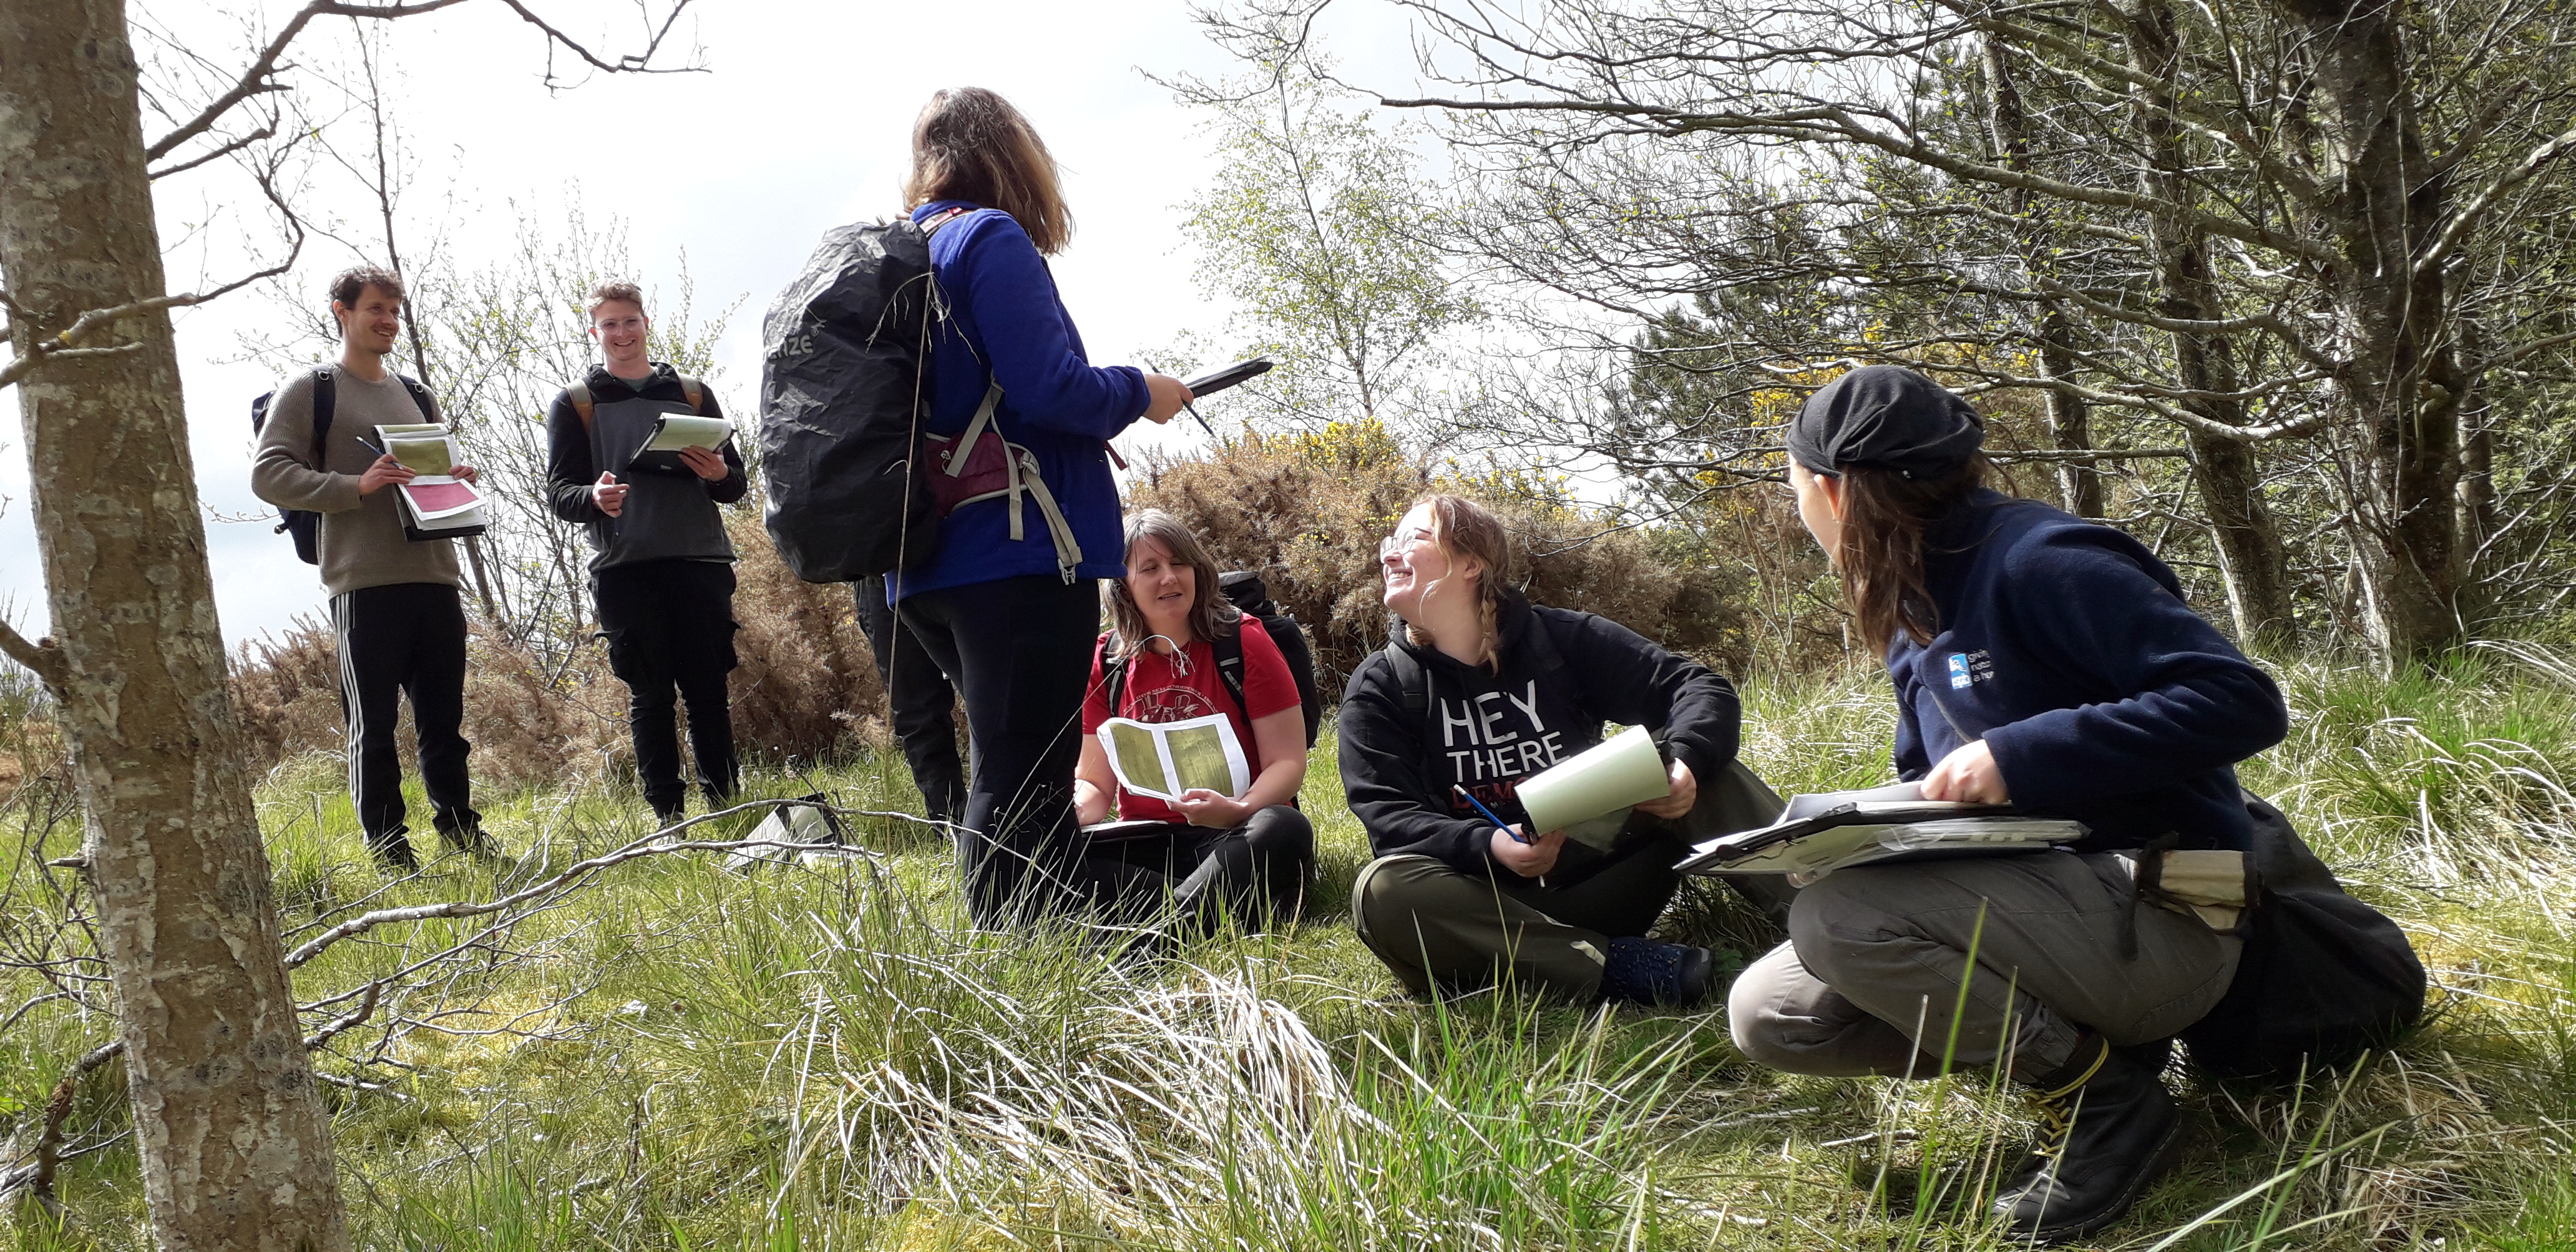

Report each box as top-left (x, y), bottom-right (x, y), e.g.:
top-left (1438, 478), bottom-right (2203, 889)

top-left (1100, 570), bottom-right (1325, 749)
top-left (756, 215), bottom-right (954, 582)
top-left (2179, 791), bottom-right (2428, 1081)
top-left (251, 366), bottom-right (437, 565)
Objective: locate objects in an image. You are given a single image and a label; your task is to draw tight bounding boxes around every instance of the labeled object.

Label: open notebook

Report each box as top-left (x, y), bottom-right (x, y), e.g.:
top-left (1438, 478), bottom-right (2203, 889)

top-left (1677, 781), bottom-right (2085, 881)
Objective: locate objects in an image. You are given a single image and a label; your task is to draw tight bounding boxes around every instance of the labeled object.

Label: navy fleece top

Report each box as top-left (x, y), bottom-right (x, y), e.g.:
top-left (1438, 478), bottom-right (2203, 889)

top-left (894, 202), bottom-right (1148, 599)
top-left (1890, 490), bottom-right (2288, 851)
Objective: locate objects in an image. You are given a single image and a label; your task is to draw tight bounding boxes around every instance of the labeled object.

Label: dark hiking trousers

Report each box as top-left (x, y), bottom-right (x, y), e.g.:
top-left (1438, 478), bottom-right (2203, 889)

top-left (854, 574), bottom-right (965, 823)
top-left (899, 575), bottom-right (1159, 927)
top-left (333, 582), bottom-right (479, 854)
top-left (1086, 805), bottom-right (1317, 933)
top-left (1729, 850), bottom-right (2241, 1080)
top-left (595, 559), bottom-right (739, 820)
top-left (1352, 760), bottom-right (1797, 999)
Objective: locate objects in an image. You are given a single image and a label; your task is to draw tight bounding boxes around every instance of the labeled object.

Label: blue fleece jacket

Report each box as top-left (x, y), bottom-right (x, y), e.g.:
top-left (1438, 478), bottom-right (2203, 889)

top-left (1889, 490), bottom-right (2288, 852)
top-left (892, 202), bottom-right (1148, 600)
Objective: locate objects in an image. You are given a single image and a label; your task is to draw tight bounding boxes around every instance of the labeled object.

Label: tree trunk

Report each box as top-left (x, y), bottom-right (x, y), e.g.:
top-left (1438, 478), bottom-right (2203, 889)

top-left (2124, 0), bottom-right (2296, 648)
top-left (1982, 40), bottom-right (2102, 519)
top-left (0, 2), bottom-right (349, 1248)
top-left (2286, 0), bottom-right (2464, 662)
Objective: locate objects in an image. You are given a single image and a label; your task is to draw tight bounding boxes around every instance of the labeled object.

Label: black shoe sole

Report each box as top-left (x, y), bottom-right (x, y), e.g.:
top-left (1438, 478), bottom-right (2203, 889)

top-left (2012, 1114), bottom-right (2188, 1244)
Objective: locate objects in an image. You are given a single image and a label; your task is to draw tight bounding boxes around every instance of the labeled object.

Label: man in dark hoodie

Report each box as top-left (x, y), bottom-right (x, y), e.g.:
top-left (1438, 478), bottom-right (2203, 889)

top-left (1340, 493), bottom-right (1792, 1007)
top-left (545, 281), bottom-right (748, 823)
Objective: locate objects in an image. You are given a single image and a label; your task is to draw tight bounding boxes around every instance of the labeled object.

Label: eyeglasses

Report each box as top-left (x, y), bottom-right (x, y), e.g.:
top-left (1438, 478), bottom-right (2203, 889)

top-left (1378, 528), bottom-right (1430, 560)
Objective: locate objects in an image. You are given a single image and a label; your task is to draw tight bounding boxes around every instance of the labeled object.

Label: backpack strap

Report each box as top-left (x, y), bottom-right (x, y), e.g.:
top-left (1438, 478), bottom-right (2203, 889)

top-left (921, 205), bottom-right (974, 235)
top-left (568, 374), bottom-right (695, 434)
top-left (1387, 644), bottom-right (1430, 716)
top-left (1212, 627), bottom-right (1251, 720)
top-left (394, 374), bottom-right (437, 423)
top-left (941, 382), bottom-right (1004, 477)
top-left (309, 367), bottom-right (337, 465)
top-left (1098, 632), bottom-right (1130, 716)
top-left (1517, 605), bottom-right (1576, 694)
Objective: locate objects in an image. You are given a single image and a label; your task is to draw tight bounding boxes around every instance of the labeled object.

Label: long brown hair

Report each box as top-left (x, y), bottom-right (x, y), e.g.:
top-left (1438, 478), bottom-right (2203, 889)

top-left (1830, 457), bottom-right (1991, 657)
top-left (903, 87), bottom-right (1074, 255)
top-left (1104, 509), bottom-right (1239, 660)
top-left (1399, 493), bottom-right (1518, 669)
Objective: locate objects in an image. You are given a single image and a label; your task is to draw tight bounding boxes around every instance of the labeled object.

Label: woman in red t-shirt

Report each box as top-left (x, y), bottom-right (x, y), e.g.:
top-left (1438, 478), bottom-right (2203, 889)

top-left (1075, 510), bottom-right (1314, 930)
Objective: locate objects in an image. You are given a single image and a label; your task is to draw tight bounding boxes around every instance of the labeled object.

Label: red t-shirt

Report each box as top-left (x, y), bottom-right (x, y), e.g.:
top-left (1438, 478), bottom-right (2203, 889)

top-left (1083, 620), bottom-right (1299, 824)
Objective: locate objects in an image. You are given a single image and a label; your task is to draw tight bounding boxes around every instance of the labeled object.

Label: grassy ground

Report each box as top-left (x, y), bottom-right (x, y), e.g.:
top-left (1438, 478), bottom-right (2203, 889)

top-left (4, 651), bottom-right (2574, 1250)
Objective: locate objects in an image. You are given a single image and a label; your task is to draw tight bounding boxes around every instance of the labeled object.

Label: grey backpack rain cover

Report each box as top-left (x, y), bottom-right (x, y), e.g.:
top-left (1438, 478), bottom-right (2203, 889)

top-left (757, 218), bottom-right (942, 582)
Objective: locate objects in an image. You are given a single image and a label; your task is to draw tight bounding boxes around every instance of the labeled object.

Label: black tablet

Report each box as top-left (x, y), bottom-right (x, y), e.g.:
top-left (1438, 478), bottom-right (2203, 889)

top-left (1183, 358), bottom-right (1276, 397)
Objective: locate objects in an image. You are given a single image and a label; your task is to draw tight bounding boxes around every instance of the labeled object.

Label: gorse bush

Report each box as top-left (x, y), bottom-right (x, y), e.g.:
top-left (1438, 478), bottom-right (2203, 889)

top-left (1129, 419), bottom-right (1751, 685)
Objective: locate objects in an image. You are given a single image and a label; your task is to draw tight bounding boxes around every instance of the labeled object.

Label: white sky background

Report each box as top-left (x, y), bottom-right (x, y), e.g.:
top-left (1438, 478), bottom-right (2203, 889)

top-left (0, 0), bottom-right (1433, 649)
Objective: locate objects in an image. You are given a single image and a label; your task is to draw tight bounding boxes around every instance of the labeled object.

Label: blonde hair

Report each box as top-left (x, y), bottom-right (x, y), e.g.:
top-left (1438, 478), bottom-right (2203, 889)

top-left (903, 87), bottom-right (1074, 255)
top-left (587, 280), bottom-right (645, 317)
top-left (1103, 510), bottom-right (1239, 661)
top-left (1398, 493), bottom-right (1516, 670)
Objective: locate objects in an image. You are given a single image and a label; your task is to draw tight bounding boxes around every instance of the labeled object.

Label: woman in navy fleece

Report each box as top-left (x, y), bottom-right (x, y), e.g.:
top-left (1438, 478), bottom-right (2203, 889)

top-left (891, 87), bottom-right (1193, 925)
top-left (1727, 366), bottom-right (2288, 1241)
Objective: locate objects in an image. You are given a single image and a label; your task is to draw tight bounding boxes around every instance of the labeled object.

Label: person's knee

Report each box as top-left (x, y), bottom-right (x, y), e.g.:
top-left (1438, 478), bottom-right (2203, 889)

top-left (1242, 806), bottom-right (1314, 861)
top-left (1781, 868), bottom-right (1910, 988)
top-left (1352, 854), bottom-right (1458, 933)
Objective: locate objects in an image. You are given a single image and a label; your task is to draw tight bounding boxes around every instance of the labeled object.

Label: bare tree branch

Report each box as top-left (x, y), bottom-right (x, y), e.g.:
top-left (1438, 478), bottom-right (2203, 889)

top-left (0, 619), bottom-right (64, 692)
top-left (145, 1), bottom-right (471, 163)
top-left (147, 125), bottom-right (275, 180)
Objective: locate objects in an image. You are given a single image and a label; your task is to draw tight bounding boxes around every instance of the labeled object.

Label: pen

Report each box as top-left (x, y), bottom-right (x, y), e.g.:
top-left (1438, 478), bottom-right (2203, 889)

top-left (1452, 785), bottom-right (1531, 844)
top-left (1456, 785), bottom-right (1546, 888)
top-left (1145, 358), bottom-right (1219, 438)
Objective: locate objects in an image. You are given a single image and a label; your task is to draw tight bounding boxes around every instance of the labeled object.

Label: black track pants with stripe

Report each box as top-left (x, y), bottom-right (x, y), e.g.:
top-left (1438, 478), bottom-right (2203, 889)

top-left (332, 582), bottom-right (478, 846)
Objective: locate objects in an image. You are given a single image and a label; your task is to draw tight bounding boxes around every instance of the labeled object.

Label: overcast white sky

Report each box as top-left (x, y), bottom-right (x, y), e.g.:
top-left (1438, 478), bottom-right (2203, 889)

top-left (0, 0), bottom-right (1432, 648)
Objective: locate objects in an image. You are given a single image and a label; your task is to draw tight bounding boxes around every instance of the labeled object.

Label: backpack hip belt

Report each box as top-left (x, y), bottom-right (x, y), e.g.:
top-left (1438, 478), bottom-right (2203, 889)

top-left (924, 380), bottom-right (1084, 582)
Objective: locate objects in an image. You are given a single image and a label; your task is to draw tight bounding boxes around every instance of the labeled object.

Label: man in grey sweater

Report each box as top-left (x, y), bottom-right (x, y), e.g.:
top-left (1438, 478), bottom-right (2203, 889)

top-left (252, 265), bottom-right (497, 872)
top-left (544, 280), bottom-right (748, 823)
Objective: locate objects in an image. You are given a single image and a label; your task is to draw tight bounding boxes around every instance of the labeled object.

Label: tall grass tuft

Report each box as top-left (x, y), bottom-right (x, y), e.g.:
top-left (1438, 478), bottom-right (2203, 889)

top-left (5, 650), bottom-right (2574, 1248)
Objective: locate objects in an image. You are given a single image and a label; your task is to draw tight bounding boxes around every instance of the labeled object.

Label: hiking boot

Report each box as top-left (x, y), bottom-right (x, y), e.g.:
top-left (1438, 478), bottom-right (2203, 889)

top-left (369, 832), bottom-right (421, 875)
top-left (437, 821), bottom-right (509, 867)
top-left (1599, 936), bottom-right (1716, 1007)
top-left (1993, 1037), bottom-right (2184, 1242)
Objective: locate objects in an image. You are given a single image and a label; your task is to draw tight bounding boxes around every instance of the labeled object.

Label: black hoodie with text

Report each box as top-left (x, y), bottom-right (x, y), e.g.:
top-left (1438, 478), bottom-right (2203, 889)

top-left (1337, 590), bottom-right (1741, 879)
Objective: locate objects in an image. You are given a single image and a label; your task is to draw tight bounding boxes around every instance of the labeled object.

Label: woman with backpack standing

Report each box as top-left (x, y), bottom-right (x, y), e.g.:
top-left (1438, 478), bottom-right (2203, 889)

top-left (1073, 511), bottom-right (1315, 932)
top-left (1341, 493), bottom-right (1792, 1007)
top-left (1727, 365), bottom-right (2290, 1241)
top-left (892, 87), bottom-right (1193, 925)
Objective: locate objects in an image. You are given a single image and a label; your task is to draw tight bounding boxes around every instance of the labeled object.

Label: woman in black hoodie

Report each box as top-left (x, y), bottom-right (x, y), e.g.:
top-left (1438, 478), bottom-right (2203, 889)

top-left (1340, 494), bottom-right (1789, 1005)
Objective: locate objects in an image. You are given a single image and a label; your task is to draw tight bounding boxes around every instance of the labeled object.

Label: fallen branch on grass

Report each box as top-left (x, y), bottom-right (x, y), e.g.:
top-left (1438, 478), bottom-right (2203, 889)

top-left (3, 797), bottom-right (928, 1205)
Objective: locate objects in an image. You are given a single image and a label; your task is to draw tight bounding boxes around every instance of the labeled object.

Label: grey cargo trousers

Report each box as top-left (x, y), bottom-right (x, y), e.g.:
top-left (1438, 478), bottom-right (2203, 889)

top-left (1729, 850), bottom-right (2242, 1080)
top-left (1352, 760), bottom-right (1796, 999)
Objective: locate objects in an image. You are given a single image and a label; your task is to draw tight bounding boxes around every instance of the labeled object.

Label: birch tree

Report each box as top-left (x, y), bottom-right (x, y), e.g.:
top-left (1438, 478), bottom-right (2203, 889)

top-left (1214, 0), bottom-right (2576, 661)
top-left (0, 1), bottom-right (693, 1245)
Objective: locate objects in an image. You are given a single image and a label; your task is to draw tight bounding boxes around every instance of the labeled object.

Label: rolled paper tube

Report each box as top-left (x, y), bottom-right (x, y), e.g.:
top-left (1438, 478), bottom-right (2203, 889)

top-left (1515, 725), bottom-right (1672, 836)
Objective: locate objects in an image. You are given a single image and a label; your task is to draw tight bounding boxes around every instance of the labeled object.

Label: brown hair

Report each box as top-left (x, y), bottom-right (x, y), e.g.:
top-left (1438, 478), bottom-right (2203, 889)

top-left (1399, 493), bottom-right (1518, 669)
top-left (1828, 457), bottom-right (1991, 657)
top-left (587, 280), bottom-right (645, 316)
top-left (1104, 509), bottom-right (1240, 661)
top-left (903, 87), bottom-right (1074, 255)
top-left (328, 265), bottom-right (404, 308)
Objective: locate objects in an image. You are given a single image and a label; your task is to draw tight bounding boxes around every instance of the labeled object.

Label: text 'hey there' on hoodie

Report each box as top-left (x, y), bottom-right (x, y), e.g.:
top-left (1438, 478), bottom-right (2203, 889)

top-left (1337, 590), bottom-right (1742, 879)
top-left (1891, 489), bottom-right (2290, 852)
